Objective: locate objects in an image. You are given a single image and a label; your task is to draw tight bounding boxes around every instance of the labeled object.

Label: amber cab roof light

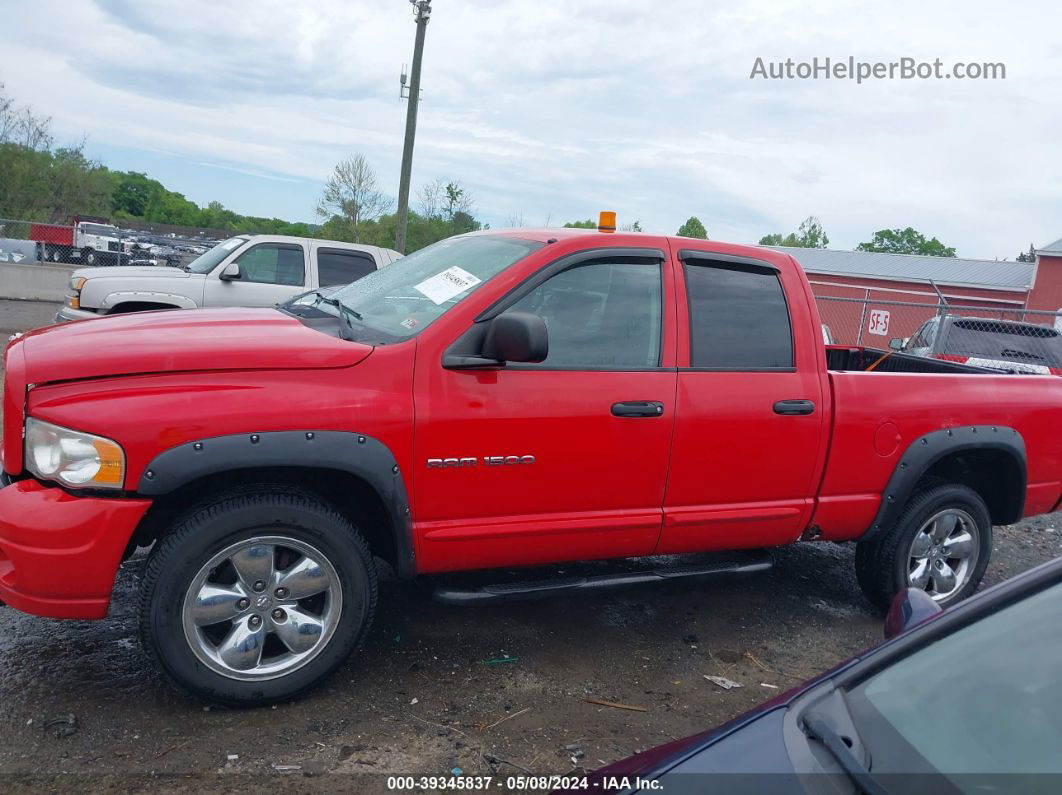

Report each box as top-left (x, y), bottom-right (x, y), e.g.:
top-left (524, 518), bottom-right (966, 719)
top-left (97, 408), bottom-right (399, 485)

top-left (598, 211), bottom-right (616, 233)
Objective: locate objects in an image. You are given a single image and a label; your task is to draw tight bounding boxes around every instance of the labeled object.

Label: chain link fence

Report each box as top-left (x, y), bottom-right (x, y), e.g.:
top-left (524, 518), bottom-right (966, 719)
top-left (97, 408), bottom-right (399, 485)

top-left (816, 294), bottom-right (1062, 374)
top-left (0, 216), bottom-right (195, 267)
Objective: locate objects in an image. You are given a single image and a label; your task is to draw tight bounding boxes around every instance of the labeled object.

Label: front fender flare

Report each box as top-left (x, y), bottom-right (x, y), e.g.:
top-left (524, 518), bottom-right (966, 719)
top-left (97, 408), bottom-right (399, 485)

top-left (99, 290), bottom-right (198, 311)
top-left (861, 425), bottom-right (1026, 543)
top-left (135, 430), bottom-right (415, 577)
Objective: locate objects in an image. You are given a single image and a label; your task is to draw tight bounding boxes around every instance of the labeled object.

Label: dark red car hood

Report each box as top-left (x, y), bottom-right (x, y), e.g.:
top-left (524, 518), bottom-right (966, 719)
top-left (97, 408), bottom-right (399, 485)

top-left (21, 308), bottom-right (373, 385)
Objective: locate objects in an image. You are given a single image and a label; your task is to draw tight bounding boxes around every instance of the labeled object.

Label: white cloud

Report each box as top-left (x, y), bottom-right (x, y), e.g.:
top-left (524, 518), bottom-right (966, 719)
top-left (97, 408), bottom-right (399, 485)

top-left (2, 0), bottom-right (1060, 257)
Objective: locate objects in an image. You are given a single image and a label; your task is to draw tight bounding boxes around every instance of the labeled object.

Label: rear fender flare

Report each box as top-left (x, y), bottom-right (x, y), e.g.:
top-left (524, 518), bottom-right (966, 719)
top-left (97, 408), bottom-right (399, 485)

top-left (135, 431), bottom-right (414, 577)
top-left (861, 425), bottom-right (1026, 543)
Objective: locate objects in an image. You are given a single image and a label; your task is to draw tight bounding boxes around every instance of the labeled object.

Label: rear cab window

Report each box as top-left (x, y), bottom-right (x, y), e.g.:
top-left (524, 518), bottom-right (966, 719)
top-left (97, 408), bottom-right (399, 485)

top-left (681, 255), bottom-right (794, 369)
top-left (317, 248), bottom-right (377, 287)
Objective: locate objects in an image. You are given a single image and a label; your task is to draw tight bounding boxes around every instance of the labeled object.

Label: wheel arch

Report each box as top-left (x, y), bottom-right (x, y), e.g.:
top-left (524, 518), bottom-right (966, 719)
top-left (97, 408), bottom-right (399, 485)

top-left (862, 425), bottom-right (1026, 542)
top-left (133, 431), bottom-right (415, 578)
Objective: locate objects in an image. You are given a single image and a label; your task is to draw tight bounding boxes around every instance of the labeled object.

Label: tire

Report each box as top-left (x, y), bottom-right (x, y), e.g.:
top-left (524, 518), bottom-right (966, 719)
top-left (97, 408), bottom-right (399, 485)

top-left (81, 247), bottom-right (97, 266)
top-left (856, 483), bottom-right (992, 613)
top-left (138, 487), bottom-right (378, 707)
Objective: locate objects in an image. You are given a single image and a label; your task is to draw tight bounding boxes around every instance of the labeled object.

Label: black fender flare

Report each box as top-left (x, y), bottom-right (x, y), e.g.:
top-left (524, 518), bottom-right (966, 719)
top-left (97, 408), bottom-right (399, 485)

top-left (136, 431), bottom-right (415, 577)
top-left (861, 425), bottom-right (1026, 543)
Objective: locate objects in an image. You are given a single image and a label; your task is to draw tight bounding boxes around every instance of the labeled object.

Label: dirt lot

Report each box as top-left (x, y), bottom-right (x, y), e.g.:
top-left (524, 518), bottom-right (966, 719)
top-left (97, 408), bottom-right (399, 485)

top-left (0, 299), bottom-right (1060, 792)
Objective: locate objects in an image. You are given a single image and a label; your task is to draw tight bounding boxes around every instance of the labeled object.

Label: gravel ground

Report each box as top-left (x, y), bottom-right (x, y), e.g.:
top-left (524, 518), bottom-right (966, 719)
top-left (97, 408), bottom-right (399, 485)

top-left (0, 298), bottom-right (1059, 792)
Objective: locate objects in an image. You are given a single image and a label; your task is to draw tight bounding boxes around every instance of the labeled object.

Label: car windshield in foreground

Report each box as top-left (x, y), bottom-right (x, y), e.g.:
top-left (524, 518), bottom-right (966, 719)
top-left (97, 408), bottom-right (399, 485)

top-left (322, 235), bottom-right (542, 343)
top-left (846, 579), bottom-right (1062, 786)
top-left (186, 237), bottom-right (249, 273)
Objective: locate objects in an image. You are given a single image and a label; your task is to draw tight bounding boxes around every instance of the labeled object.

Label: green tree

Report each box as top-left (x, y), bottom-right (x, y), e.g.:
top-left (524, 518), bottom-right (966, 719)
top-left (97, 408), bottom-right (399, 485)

top-left (856, 227), bottom-right (956, 257)
top-left (563, 219), bottom-right (597, 229)
top-left (676, 216), bottom-right (708, 239)
top-left (759, 215), bottom-right (828, 248)
top-left (1016, 244), bottom-right (1037, 263)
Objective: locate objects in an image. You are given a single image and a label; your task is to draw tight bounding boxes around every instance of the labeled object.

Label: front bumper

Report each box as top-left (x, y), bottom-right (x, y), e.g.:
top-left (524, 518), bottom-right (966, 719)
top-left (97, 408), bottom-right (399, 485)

top-left (54, 305), bottom-right (100, 323)
top-left (0, 478), bottom-right (151, 619)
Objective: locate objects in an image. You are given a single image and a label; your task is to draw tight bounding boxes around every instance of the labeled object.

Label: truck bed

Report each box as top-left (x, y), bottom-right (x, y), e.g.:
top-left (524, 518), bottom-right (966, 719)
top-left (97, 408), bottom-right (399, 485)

top-left (825, 345), bottom-right (996, 374)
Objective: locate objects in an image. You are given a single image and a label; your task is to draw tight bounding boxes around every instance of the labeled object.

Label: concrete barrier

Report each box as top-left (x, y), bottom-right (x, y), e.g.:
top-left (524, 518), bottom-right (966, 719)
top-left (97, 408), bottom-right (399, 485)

top-left (0, 261), bottom-right (73, 302)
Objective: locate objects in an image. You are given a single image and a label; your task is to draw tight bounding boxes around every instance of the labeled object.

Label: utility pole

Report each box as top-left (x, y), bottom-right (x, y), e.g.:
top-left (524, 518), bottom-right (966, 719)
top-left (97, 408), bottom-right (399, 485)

top-left (395, 0), bottom-right (431, 254)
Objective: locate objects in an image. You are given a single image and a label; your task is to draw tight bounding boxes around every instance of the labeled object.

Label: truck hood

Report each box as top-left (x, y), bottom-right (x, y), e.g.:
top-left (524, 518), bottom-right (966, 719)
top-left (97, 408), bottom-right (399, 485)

top-left (20, 307), bottom-right (373, 385)
top-left (74, 265), bottom-right (191, 280)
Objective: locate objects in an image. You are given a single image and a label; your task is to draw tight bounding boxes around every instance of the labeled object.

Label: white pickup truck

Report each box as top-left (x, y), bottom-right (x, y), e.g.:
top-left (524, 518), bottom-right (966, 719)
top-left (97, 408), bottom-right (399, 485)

top-left (56, 234), bottom-right (401, 322)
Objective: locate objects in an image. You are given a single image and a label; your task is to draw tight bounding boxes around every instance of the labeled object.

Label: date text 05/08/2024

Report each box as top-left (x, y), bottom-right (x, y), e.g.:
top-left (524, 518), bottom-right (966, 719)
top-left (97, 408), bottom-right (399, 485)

top-left (386, 775), bottom-right (662, 790)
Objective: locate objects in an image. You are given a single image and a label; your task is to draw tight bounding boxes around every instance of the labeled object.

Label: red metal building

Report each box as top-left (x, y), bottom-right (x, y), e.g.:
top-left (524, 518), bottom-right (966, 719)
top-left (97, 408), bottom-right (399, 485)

top-left (768, 240), bottom-right (1062, 346)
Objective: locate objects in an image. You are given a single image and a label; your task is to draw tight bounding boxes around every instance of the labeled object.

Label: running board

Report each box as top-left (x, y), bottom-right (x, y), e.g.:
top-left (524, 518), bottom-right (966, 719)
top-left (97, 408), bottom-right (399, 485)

top-left (431, 552), bottom-right (773, 606)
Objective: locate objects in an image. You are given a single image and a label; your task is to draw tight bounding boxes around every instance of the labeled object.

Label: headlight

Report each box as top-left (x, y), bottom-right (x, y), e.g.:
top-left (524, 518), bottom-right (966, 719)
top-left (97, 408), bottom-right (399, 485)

top-left (67, 277), bottom-right (86, 310)
top-left (24, 418), bottom-right (125, 489)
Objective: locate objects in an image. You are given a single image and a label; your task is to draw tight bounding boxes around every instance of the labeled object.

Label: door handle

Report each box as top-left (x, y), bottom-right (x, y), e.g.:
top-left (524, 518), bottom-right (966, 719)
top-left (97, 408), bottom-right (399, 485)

top-left (773, 399), bottom-right (815, 416)
top-left (611, 401), bottom-right (665, 418)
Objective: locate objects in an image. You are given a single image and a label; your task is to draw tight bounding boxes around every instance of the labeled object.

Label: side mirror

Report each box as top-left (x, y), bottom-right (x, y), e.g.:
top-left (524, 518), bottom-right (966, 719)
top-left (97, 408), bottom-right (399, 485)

top-left (481, 312), bottom-right (548, 363)
top-left (219, 262), bottom-right (241, 281)
top-left (883, 587), bottom-right (941, 639)
top-left (888, 337), bottom-right (904, 351)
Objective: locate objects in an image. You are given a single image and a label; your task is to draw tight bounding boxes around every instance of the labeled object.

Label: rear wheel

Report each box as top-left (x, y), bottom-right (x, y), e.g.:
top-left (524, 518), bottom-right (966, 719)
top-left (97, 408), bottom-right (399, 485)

top-left (855, 483), bottom-right (992, 612)
top-left (139, 488), bottom-right (377, 706)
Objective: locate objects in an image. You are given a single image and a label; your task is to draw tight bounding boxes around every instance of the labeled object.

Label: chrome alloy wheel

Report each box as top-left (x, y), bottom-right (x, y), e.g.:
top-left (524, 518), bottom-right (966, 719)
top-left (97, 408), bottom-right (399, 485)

top-left (181, 536), bottom-right (342, 681)
top-left (906, 509), bottom-right (978, 602)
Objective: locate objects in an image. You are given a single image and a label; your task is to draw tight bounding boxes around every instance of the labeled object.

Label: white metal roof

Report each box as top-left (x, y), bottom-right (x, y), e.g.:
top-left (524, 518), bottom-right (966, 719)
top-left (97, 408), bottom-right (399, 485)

top-left (766, 246), bottom-right (1035, 291)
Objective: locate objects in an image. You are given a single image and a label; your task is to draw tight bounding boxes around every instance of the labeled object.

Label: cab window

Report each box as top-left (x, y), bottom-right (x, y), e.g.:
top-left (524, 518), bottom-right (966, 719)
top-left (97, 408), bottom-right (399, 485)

top-left (318, 248), bottom-right (377, 286)
top-left (684, 261), bottom-right (793, 369)
top-left (233, 243), bottom-right (306, 286)
top-left (504, 260), bottom-right (662, 369)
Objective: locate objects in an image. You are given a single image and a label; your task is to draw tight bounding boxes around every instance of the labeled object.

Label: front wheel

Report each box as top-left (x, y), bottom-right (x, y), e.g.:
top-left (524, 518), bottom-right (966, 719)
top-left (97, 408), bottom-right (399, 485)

top-left (855, 483), bottom-right (992, 613)
top-left (81, 247), bottom-right (97, 266)
top-left (138, 488), bottom-right (378, 706)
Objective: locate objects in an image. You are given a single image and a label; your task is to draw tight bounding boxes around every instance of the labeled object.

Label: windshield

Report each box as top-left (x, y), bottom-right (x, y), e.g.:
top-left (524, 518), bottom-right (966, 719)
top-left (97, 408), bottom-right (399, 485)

top-left (81, 223), bottom-right (119, 237)
top-left (847, 580), bottom-right (1062, 783)
top-left (322, 235), bottom-right (542, 343)
top-left (187, 237), bottom-right (249, 273)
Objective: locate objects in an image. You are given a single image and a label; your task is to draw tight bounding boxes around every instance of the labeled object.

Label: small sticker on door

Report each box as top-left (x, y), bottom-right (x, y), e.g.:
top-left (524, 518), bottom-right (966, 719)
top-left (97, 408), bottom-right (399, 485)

top-left (413, 266), bottom-right (481, 305)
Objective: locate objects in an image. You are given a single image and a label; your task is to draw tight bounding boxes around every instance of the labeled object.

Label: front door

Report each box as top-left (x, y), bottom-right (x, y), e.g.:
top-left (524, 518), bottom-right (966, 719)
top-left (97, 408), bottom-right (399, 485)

top-left (413, 253), bottom-right (678, 572)
top-left (659, 247), bottom-right (828, 553)
top-left (203, 240), bottom-right (308, 307)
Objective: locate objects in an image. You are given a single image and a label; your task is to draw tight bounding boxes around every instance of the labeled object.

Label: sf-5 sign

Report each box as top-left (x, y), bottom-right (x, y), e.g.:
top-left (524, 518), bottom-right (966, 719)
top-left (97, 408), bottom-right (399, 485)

top-left (868, 309), bottom-right (891, 336)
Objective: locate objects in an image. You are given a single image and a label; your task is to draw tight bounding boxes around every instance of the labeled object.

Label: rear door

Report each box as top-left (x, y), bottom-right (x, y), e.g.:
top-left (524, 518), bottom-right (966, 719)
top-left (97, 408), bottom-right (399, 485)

top-left (658, 245), bottom-right (828, 553)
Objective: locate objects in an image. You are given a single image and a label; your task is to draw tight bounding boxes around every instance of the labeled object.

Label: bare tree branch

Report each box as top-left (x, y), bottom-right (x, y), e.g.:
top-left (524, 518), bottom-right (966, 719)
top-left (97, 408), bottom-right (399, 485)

top-left (317, 153), bottom-right (391, 242)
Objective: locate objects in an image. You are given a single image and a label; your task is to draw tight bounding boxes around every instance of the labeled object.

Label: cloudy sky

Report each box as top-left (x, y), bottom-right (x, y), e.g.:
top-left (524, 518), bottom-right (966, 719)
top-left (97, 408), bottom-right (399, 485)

top-left (3, 0), bottom-right (1060, 257)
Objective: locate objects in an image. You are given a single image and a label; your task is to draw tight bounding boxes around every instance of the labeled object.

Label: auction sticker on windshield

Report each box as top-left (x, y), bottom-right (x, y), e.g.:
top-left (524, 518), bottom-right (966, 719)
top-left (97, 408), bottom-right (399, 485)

top-left (414, 266), bottom-right (482, 305)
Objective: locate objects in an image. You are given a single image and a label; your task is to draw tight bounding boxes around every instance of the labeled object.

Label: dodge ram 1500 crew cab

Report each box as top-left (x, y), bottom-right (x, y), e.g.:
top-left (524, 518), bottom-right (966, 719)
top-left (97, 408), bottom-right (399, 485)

top-left (2, 228), bottom-right (1060, 705)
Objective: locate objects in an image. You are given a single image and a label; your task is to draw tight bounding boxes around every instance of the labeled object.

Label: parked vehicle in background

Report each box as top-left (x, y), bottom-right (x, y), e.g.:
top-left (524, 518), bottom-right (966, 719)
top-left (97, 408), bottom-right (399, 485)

top-left (30, 215), bottom-right (134, 266)
top-left (557, 557), bottom-right (1062, 793)
top-left (54, 234), bottom-right (402, 322)
top-left (2, 226), bottom-right (1061, 705)
top-left (897, 315), bottom-right (1062, 375)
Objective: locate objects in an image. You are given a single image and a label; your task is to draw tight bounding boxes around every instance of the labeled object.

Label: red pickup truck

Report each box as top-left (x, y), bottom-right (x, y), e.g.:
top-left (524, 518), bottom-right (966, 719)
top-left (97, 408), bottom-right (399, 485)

top-left (2, 228), bottom-right (1061, 705)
